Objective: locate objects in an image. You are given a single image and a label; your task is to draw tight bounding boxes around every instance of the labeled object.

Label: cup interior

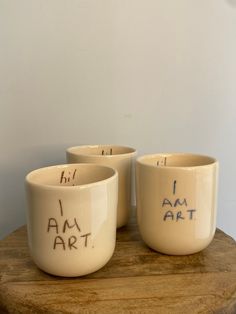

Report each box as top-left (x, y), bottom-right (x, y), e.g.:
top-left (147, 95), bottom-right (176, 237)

top-left (138, 153), bottom-right (217, 168)
top-left (67, 145), bottom-right (136, 156)
top-left (26, 164), bottom-right (116, 187)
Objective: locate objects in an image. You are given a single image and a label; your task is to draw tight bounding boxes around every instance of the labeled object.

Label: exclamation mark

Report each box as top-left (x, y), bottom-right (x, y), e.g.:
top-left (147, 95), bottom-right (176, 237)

top-left (72, 169), bottom-right (77, 179)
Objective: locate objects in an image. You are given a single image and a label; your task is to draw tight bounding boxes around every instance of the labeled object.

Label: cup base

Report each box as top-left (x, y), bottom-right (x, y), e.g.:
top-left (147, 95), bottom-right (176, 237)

top-left (32, 247), bottom-right (116, 277)
top-left (142, 235), bottom-right (215, 256)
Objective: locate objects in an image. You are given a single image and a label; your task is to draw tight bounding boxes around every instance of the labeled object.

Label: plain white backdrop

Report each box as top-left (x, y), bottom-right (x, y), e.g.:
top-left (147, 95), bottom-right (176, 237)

top-left (0, 0), bottom-right (236, 240)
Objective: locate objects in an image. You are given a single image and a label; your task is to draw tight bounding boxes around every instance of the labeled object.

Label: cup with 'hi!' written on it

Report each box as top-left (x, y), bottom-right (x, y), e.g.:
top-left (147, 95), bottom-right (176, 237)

top-left (136, 153), bottom-right (219, 255)
top-left (66, 145), bottom-right (137, 228)
top-left (25, 163), bottom-right (118, 277)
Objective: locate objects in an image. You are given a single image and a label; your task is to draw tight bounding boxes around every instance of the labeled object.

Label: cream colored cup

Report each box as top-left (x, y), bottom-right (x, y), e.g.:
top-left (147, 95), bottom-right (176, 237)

top-left (136, 153), bottom-right (219, 255)
top-left (67, 145), bottom-right (137, 228)
top-left (25, 163), bottom-right (118, 277)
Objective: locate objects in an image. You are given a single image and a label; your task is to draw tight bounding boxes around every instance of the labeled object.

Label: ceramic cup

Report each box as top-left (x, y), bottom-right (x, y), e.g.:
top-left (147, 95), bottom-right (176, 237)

top-left (136, 153), bottom-right (219, 255)
top-left (67, 145), bottom-right (137, 228)
top-left (25, 163), bottom-right (118, 277)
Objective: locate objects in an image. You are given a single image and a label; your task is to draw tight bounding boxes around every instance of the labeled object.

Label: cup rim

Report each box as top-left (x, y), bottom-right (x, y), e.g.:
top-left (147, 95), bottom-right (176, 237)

top-left (136, 153), bottom-right (218, 169)
top-left (25, 163), bottom-right (118, 190)
top-left (66, 144), bottom-right (137, 158)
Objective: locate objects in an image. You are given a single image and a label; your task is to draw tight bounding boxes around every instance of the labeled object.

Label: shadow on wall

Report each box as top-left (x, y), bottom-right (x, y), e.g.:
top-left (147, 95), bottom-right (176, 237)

top-left (0, 144), bottom-right (71, 239)
top-left (226, 0), bottom-right (236, 7)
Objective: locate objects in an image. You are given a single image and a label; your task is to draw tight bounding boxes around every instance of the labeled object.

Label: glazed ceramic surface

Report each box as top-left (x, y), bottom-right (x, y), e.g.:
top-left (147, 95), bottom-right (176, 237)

top-left (136, 153), bottom-right (219, 255)
top-left (67, 145), bottom-right (137, 228)
top-left (25, 163), bottom-right (118, 277)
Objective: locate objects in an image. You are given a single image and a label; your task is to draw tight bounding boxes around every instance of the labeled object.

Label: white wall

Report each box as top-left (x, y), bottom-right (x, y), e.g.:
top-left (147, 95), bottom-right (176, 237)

top-left (1, 0), bottom-right (236, 240)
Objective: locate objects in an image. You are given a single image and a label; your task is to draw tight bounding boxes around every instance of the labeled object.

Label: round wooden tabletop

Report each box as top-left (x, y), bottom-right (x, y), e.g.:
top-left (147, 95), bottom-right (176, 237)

top-left (0, 213), bottom-right (236, 314)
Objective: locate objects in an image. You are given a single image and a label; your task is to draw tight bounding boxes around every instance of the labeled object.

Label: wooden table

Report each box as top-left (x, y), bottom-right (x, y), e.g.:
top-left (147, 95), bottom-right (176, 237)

top-left (1, 212), bottom-right (236, 314)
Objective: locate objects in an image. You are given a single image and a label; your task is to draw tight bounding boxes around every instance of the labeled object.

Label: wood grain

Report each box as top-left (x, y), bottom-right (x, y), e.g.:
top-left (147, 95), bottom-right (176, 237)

top-left (0, 210), bottom-right (236, 314)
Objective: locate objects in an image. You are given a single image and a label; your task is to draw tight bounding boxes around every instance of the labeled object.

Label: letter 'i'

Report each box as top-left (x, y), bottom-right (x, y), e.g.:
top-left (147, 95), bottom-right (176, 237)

top-left (173, 180), bottom-right (177, 195)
